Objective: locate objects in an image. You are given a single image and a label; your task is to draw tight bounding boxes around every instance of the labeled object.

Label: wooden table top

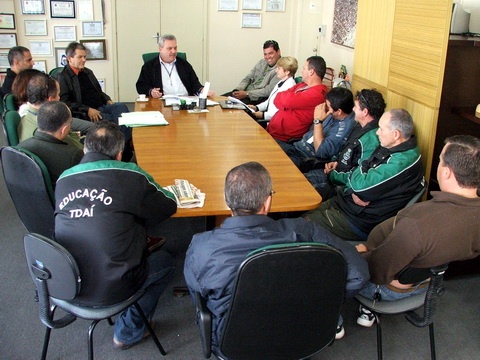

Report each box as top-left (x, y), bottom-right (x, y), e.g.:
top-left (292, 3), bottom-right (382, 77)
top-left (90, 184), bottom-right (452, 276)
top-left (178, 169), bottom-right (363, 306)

top-left (133, 98), bottom-right (321, 217)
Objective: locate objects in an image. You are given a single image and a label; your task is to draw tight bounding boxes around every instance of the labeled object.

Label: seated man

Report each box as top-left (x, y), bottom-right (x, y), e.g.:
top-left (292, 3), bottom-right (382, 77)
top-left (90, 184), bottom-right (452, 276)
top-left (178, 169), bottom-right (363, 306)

top-left (282, 87), bottom-right (355, 169)
top-left (17, 72), bottom-right (92, 148)
top-left (267, 56), bottom-right (328, 143)
top-left (304, 109), bottom-right (424, 242)
top-left (184, 162), bottom-right (369, 350)
top-left (136, 34), bottom-right (213, 98)
top-left (355, 135), bottom-right (480, 327)
top-left (306, 89), bottom-right (386, 199)
top-left (223, 40), bottom-right (282, 105)
top-left (55, 121), bottom-right (177, 349)
top-left (0, 46), bottom-right (34, 98)
top-left (18, 101), bottom-right (83, 186)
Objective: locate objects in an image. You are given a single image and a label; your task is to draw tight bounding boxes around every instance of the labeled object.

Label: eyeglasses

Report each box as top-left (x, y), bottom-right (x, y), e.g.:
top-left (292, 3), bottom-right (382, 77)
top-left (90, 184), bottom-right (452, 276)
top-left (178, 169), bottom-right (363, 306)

top-left (264, 40), bottom-right (279, 48)
top-left (358, 90), bottom-right (370, 109)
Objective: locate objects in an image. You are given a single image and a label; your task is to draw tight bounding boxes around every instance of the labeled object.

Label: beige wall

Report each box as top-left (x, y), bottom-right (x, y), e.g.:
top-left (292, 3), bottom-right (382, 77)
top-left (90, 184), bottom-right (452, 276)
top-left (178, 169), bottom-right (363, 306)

top-left (1, 0), bottom-right (355, 99)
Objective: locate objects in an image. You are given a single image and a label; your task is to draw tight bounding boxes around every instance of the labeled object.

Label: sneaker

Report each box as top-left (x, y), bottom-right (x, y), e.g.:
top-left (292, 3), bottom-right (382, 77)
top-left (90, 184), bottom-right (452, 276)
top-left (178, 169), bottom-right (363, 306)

top-left (113, 321), bottom-right (155, 350)
top-left (335, 324), bottom-right (345, 340)
top-left (357, 305), bottom-right (375, 327)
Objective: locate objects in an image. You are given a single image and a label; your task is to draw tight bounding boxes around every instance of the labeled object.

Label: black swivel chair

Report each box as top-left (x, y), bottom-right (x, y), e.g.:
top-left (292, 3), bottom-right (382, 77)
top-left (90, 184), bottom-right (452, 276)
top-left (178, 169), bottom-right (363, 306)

top-left (195, 242), bottom-right (347, 360)
top-left (0, 146), bottom-right (55, 237)
top-left (23, 232), bottom-right (167, 360)
top-left (355, 264), bottom-right (449, 360)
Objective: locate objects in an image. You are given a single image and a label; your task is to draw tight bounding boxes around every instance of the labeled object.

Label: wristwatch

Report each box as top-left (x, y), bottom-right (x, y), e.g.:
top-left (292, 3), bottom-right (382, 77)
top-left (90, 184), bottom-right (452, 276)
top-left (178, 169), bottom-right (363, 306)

top-left (313, 118), bottom-right (324, 125)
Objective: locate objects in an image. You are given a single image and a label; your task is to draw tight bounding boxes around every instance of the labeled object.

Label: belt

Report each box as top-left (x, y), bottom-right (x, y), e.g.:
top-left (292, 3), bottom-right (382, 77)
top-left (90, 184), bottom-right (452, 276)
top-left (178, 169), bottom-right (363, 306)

top-left (385, 281), bottom-right (429, 293)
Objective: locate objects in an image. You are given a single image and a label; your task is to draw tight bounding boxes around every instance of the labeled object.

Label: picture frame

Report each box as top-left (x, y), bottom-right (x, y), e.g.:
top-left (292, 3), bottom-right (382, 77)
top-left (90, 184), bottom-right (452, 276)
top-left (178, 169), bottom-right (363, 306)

top-left (242, 0), bottom-right (262, 10)
top-left (241, 13), bottom-right (262, 28)
top-left (21, 0), bottom-right (45, 15)
top-left (50, 1), bottom-right (76, 19)
top-left (0, 13), bottom-right (15, 30)
top-left (55, 47), bottom-right (68, 67)
top-left (82, 21), bottom-right (104, 37)
top-left (24, 19), bottom-right (47, 36)
top-left (29, 40), bottom-right (52, 55)
top-left (266, 0), bottom-right (286, 12)
top-left (33, 60), bottom-right (47, 73)
top-left (97, 78), bottom-right (106, 92)
top-left (0, 33), bottom-right (17, 49)
top-left (218, 0), bottom-right (238, 11)
top-left (54, 25), bottom-right (76, 42)
top-left (80, 39), bottom-right (106, 60)
top-left (0, 52), bottom-right (9, 71)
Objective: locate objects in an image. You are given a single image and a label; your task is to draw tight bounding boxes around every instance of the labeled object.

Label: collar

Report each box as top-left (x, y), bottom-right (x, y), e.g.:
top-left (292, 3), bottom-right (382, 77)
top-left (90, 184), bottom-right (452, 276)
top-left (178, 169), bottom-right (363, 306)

top-left (221, 214), bottom-right (276, 229)
top-left (160, 58), bottom-right (176, 66)
top-left (80, 152), bottom-right (115, 163)
top-left (33, 130), bottom-right (67, 144)
top-left (69, 65), bottom-right (84, 76)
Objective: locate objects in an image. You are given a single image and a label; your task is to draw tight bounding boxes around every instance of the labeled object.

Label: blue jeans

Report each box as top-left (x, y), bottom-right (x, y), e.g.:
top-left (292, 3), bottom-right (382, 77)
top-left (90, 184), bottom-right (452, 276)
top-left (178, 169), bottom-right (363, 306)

top-left (358, 281), bottom-right (427, 301)
top-left (99, 103), bottom-right (132, 141)
top-left (114, 251), bottom-right (175, 345)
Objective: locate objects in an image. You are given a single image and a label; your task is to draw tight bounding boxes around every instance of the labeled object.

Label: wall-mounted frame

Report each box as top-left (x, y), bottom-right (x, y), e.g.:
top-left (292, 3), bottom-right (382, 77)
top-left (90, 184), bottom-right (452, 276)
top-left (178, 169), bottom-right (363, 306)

top-left (218, 0), bottom-right (238, 11)
top-left (54, 25), bottom-right (76, 42)
top-left (50, 1), bottom-right (76, 19)
top-left (55, 47), bottom-right (68, 67)
top-left (97, 78), bottom-right (106, 92)
top-left (242, 0), bottom-right (262, 10)
top-left (82, 21), bottom-right (104, 37)
top-left (0, 52), bottom-right (9, 71)
top-left (29, 40), bottom-right (52, 55)
top-left (33, 60), bottom-right (47, 73)
top-left (266, 0), bottom-right (286, 12)
top-left (0, 33), bottom-right (17, 49)
top-left (21, 0), bottom-right (45, 15)
top-left (0, 13), bottom-right (15, 30)
top-left (80, 39), bottom-right (106, 60)
top-left (241, 13), bottom-right (262, 28)
top-left (24, 19), bottom-right (47, 36)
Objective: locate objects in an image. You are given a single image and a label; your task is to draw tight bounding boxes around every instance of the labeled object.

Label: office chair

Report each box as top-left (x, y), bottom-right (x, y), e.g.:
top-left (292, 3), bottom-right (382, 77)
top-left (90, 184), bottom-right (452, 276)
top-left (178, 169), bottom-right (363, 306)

top-left (355, 264), bottom-right (448, 360)
top-left (3, 93), bottom-right (18, 112)
top-left (2, 110), bottom-right (21, 146)
top-left (294, 76), bottom-right (303, 84)
top-left (195, 242), bottom-right (347, 359)
top-left (405, 178), bottom-right (428, 208)
top-left (0, 146), bottom-right (55, 237)
top-left (48, 67), bottom-right (63, 76)
top-left (142, 51), bottom-right (187, 63)
top-left (23, 233), bottom-right (167, 360)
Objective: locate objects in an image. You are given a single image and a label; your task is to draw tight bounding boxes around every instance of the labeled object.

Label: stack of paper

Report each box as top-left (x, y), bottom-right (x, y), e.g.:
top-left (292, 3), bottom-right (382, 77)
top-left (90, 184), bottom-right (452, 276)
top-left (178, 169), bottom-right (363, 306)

top-left (162, 95), bottom-right (219, 106)
top-left (119, 111), bottom-right (169, 127)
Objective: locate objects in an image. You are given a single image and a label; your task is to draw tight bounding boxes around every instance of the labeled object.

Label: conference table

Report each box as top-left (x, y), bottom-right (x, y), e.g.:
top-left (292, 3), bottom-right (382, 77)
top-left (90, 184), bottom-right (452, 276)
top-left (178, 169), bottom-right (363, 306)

top-left (133, 98), bottom-right (321, 220)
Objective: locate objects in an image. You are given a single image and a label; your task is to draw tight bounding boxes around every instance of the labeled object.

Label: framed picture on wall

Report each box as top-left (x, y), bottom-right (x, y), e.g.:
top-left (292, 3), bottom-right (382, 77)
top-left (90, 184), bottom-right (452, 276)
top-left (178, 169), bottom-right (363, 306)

top-left (21, 0), bottom-right (46, 15)
top-left (54, 26), bottom-right (76, 42)
top-left (266, 0), bottom-right (286, 12)
top-left (24, 19), bottom-right (47, 36)
top-left (0, 14), bottom-right (15, 30)
top-left (55, 47), bottom-right (68, 67)
top-left (241, 13), bottom-right (262, 28)
top-left (50, 1), bottom-right (76, 19)
top-left (33, 60), bottom-right (47, 73)
top-left (218, 0), bottom-right (239, 11)
top-left (82, 21), bottom-right (104, 37)
top-left (0, 52), bottom-right (9, 71)
top-left (29, 40), bottom-right (52, 55)
top-left (80, 39), bottom-right (106, 60)
top-left (0, 33), bottom-right (17, 49)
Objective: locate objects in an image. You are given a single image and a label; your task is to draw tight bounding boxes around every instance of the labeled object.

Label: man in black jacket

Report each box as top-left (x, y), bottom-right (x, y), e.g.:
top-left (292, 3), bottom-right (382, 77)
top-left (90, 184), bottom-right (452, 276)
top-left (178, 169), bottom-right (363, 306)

top-left (0, 46), bottom-right (34, 98)
top-left (136, 34), bottom-right (213, 98)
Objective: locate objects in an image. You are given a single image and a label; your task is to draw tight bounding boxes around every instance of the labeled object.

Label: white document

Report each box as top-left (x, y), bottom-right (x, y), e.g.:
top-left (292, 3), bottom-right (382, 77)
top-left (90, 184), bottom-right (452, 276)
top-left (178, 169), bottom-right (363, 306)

top-left (119, 111), bottom-right (169, 127)
top-left (162, 95), bottom-right (218, 106)
top-left (227, 96), bottom-right (255, 112)
top-left (200, 81), bottom-right (210, 98)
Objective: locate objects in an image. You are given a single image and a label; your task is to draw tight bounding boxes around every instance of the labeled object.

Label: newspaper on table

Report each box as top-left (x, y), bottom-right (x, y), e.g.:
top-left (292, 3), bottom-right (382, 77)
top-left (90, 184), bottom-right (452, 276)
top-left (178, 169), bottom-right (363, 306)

top-left (162, 95), bottom-right (219, 106)
top-left (119, 111), bottom-right (169, 127)
top-left (165, 179), bottom-right (205, 208)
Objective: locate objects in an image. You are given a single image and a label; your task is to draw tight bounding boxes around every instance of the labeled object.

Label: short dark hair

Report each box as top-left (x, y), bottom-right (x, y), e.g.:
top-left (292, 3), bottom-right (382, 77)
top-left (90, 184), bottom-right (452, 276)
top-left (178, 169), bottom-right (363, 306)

top-left (355, 89), bottom-right (386, 121)
top-left (37, 101), bottom-right (71, 133)
top-left (326, 87), bottom-right (354, 114)
top-left (443, 135), bottom-right (480, 189)
top-left (12, 68), bottom-right (41, 105)
top-left (7, 46), bottom-right (29, 66)
top-left (263, 40), bottom-right (280, 52)
top-left (65, 42), bottom-right (86, 58)
top-left (306, 56), bottom-right (327, 80)
top-left (388, 108), bottom-right (414, 139)
top-left (84, 121), bottom-right (125, 159)
top-left (27, 73), bottom-right (58, 105)
top-left (225, 162), bottom-right (273, 216)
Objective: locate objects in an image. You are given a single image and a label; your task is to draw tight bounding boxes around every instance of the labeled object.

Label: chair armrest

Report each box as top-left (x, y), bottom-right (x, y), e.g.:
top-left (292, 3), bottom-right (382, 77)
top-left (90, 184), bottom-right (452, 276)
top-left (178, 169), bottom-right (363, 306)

top-left (195, 292), bottom-right (212, 359)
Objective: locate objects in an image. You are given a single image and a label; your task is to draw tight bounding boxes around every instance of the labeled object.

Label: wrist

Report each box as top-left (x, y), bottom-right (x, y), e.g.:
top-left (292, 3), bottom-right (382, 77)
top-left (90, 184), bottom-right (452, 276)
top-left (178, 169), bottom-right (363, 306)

top-left (313, 118), bottom-right (324, 125)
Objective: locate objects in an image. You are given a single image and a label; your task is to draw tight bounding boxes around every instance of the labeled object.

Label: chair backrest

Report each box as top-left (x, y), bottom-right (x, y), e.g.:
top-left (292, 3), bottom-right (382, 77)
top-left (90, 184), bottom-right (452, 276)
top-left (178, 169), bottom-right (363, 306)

top-left (294, 76), bottom-right (303, 84)
top-left (3, 110), bottom-right (21, 146)
top-left (0, 146), bottom-right (55, 237)
top-left (219, 243), bottom-right (347, 360)
top-left (24, 233), bottom-right (81, 301)
top-left (405, 178), bottom-right (427, 208)
top-left (142, 51), bottom-right (187, 63)
top-left (3, 93), bottom-right (18, 112)
top-left (49, 67), bottom-right (63, 76)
